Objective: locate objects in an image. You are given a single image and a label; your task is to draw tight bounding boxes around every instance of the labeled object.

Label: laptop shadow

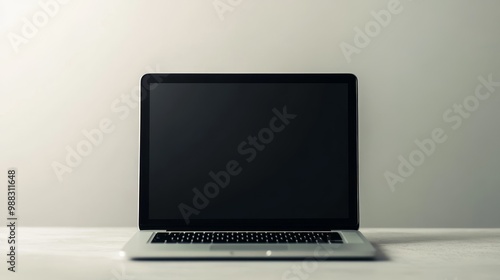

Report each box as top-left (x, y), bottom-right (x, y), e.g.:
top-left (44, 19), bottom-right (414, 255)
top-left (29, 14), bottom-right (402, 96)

top-left (366, 230), bottom-right (500, 245)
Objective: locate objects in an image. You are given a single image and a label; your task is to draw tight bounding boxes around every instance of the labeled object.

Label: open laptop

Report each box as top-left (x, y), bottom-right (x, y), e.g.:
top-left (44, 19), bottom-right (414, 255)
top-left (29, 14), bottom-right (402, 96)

top-left (122, 73), bottom-right (376, 259)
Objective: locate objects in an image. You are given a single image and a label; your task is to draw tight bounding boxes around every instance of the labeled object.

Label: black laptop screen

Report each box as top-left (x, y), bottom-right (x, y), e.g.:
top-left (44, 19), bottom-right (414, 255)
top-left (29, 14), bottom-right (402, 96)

top-left (145, 80), bottom-right (353, 227)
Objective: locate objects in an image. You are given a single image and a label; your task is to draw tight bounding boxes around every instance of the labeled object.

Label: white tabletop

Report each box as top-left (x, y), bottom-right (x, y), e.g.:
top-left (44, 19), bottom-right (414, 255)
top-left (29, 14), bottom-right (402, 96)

top-left (1, 228), bottom-right (499, 280)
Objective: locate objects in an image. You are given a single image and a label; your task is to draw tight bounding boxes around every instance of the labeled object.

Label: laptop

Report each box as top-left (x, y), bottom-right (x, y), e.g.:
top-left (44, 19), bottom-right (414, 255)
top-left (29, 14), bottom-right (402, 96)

top-left (122, 73), bottom-right (376, 259)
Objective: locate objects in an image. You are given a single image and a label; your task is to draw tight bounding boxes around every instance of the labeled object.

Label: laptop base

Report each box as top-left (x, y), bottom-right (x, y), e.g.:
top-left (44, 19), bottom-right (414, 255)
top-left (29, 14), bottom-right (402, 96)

top-left (122, 230), bottom-right (376, 259)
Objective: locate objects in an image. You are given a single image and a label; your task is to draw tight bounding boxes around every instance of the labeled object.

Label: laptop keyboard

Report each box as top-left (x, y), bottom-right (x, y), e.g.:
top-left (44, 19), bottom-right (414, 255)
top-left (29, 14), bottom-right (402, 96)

top-left (151, 232), bottom-right (343, 244)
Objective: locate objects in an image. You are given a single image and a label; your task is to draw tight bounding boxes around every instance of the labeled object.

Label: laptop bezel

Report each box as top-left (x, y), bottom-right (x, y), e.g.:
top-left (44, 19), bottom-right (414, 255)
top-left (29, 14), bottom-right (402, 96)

top-left (138, 73), bottom-right (359, 231)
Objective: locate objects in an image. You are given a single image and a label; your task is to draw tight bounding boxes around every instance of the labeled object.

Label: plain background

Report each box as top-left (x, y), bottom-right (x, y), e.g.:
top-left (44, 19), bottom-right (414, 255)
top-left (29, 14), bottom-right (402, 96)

top-left (0, 0), bottom-right (499, 228)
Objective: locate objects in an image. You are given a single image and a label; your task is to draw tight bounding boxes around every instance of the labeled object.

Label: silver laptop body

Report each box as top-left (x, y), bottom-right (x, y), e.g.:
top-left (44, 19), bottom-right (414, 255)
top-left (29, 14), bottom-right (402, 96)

top-left (122, 73), bottom-right (376, 259)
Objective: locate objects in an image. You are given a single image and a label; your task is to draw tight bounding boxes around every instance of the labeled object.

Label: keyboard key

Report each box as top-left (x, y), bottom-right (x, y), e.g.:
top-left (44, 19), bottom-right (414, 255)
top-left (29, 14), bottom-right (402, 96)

top-left (151, 233), bottom-right (167, 243)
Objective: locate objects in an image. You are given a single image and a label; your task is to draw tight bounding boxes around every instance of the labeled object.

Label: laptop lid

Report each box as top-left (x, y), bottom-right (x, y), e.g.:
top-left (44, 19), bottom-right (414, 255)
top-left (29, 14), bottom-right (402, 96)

top-left (139, 74), bottom-right (358, 231)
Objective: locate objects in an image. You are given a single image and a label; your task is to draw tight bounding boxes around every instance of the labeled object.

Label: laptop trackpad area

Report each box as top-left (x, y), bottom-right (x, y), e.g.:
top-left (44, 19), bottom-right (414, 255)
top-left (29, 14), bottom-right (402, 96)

top-left (210, 245), bottom-right (289, 251)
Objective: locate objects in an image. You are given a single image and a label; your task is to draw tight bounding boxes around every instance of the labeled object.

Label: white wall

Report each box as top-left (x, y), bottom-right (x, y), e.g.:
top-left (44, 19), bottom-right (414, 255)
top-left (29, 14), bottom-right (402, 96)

top-left (1, 0), bottom-right (499, 227)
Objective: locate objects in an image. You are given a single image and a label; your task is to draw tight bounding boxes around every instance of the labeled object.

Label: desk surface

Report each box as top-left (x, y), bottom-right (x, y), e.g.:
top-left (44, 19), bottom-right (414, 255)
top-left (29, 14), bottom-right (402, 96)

top-left (1, 228), bottom-right (499, 280)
